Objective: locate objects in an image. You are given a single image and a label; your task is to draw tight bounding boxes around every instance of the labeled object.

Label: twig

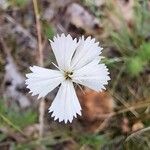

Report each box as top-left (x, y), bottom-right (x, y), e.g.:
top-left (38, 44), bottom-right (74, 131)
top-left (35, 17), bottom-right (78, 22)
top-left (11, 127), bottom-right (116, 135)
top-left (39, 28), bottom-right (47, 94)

top-left (0, 37), bottom-right (11, 57)
top-left (112, 92), bottom-right (139, 117)
top-left (32, 0), bottom-right (45, 137)
top-left (95, 113), bottom-right (112, 133)
top-left (114, 100), bottom-right (150, 116)
top-left (126, 126), bottom-right (150, 141)
top-left (97, 99), bottom-right (150, 119)
top-left (32, 0), bottom-right (43, 66)
top-left (94, 100), bottom-right (150, 132)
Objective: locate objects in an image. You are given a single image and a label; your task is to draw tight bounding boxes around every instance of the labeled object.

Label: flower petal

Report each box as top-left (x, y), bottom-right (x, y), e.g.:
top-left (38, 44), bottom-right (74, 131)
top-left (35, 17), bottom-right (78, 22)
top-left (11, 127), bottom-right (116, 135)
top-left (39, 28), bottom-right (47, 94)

top-left (50, 34), bottom-right (78, 70)
top-left (49, 80), bottom-right (81, 123)
top-left (25, 66), bottom-right (64, 99)
top-left (71, 36), bottom-right (103, 70)
top-left (72, 59), bottom-right (110, 92)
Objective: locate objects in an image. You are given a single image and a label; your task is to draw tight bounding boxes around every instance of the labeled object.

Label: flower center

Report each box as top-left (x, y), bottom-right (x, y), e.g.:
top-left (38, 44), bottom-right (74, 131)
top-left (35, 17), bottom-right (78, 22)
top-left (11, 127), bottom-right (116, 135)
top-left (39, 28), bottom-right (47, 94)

top-left (64, 71), bottom-right (73, 80)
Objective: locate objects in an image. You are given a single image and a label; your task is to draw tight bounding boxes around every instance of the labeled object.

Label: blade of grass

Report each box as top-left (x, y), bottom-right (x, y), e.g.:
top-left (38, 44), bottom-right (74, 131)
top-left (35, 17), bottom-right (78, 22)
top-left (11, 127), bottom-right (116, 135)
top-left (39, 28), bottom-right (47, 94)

top-left (0, 113), bottom-right (26, 137)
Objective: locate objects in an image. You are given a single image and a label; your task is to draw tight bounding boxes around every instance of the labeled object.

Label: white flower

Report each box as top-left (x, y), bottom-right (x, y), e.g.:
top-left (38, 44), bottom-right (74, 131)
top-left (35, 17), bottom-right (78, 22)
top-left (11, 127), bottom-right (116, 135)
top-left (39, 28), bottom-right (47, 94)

top-left (25, 34), bottom-right (110, 123)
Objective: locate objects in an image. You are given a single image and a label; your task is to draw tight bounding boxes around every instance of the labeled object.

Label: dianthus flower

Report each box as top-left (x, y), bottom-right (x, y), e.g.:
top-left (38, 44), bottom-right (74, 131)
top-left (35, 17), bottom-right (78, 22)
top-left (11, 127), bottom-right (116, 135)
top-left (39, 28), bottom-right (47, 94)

top-left (26, 34), bottom-right (110, 123)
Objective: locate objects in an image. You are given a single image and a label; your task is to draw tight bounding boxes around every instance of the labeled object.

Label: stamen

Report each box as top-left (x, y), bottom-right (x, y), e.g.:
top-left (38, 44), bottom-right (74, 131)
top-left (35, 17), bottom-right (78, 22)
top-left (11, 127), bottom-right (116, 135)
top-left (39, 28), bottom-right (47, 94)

top-left (64, 71), bottom-right (73, 80)
top-left (51, 62), bottom-right (63, 72)
top-left (76, 83), bottom-right (85, 95)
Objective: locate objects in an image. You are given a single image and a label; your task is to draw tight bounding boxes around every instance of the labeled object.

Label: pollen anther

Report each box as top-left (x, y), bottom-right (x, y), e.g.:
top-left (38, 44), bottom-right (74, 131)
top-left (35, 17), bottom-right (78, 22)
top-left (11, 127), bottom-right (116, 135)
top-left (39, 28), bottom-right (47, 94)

top-left (64, 71), bottom-right (73, 80)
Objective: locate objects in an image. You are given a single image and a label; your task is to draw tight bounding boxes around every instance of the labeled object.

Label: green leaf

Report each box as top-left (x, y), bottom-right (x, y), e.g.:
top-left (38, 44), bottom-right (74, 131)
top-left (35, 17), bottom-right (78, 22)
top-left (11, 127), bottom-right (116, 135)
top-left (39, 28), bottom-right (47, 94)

top-left (78, 134), bottom-right (108, 150)
top-left (0, 99), bottom-right (37, 129)
top-left (126, 57), bottom-right (145, 76)
top-left (138, 43), bottom-right (150, 61)
top-left (8, 0), bottom-right (29, 7)
top-left (42, 21), bottom-right (54, 40)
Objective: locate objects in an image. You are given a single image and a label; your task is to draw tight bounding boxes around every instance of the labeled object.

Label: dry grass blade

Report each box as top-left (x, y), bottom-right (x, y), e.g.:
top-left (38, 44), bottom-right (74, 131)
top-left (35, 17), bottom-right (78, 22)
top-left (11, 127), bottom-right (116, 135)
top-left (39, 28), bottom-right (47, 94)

top-left (126, 126), bottom-right (150, 141)
top-left (32, 0), bottom-right (45, 138)
top-left (112, 93), bottom-right (139, 117)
